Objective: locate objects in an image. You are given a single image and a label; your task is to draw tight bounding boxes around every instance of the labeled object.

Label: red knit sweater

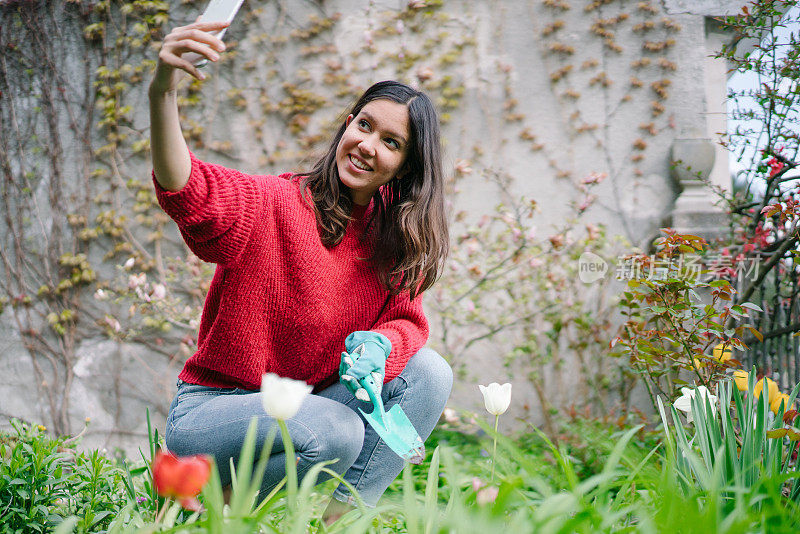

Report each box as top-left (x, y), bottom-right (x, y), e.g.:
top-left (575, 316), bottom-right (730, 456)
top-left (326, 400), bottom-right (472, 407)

top-left (153, 152), bottom-right (429, 391)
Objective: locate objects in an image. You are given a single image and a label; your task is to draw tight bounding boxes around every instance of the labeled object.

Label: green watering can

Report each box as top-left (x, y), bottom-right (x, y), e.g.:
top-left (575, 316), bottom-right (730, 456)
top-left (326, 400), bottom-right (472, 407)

top-left (358, 374), bottom-right (425, 465)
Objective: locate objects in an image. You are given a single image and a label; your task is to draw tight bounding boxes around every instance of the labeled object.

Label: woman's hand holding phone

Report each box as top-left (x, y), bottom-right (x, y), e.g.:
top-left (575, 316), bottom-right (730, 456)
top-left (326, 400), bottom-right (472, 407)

top-left (150, 20), bottom-right (229, 93)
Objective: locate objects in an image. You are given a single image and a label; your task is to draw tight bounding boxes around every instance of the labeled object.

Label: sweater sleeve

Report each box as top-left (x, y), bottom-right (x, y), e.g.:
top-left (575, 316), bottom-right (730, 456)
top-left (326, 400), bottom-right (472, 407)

top-left (152, 151), bottom-right (261, 265)
top-left (372, 291), bottom-right (429, 382)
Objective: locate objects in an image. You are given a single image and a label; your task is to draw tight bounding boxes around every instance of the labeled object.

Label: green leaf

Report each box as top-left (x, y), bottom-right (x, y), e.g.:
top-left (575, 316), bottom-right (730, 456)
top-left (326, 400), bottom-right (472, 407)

top-left (740, 302), bottom-right (763, 312)
top-left (424, 447), bottom-right (441, 534)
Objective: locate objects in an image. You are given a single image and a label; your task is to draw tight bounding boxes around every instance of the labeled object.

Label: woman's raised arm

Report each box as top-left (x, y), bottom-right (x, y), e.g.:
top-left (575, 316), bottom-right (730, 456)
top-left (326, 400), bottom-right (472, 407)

top-left (149, 20), bottom-right (229, 192)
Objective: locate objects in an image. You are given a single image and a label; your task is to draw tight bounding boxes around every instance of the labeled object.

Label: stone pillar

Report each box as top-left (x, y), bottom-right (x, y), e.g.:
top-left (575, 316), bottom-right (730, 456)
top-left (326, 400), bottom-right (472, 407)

top-left (670, 137), bottom-right (728, 241)
top-left (661, 0), bottom-right (749, 242)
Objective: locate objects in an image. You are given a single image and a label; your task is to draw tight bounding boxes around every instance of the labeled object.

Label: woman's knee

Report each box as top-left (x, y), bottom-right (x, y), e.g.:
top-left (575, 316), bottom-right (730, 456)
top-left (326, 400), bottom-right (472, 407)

top-left (312, 404), bottom-right (365, 470)
top-left (406, 348), bottom-right (453, 404)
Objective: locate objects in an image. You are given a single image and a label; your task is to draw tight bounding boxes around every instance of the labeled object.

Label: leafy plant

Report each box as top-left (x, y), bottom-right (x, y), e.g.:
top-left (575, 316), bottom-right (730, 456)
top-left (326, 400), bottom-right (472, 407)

top-left (0, 420), bottom-right (69, 533)
top-left (657, 372), bottom-right (800, 503)
top-left (431, 169), bottom-right (626, 432)
top-left (715, 2), bottom-right (800, 369)
top-left (611, 229), bottom-right (763, 409)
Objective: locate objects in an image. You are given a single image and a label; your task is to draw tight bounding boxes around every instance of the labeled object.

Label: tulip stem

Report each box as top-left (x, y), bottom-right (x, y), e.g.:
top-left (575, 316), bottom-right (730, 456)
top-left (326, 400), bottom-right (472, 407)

top-left (277, 419), bottom-right (298, 508)
top-left (491, 414), bottom-right (499, 481)
top-left (154, 497), bottom-right (169, 523)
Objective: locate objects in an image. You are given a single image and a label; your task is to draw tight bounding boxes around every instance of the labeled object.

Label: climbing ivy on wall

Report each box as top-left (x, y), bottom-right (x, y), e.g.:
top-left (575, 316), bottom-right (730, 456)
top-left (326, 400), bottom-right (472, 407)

top-left (1, 0), bottom-right (689, 436)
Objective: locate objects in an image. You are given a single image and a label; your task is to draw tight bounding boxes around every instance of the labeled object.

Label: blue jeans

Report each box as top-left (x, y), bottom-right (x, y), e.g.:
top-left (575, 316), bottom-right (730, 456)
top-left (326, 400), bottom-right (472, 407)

top-left (165, 348), bottom-right (452, 507)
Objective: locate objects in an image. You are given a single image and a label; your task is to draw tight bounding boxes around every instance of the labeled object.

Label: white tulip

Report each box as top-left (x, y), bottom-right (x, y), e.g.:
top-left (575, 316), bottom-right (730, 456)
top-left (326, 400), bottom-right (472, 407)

top-left (261, 373), bottom-right (312, 420)
top-left (478, 382), bottom-right (512, 416)
top-left (673, 385), bottom-right (717, 424)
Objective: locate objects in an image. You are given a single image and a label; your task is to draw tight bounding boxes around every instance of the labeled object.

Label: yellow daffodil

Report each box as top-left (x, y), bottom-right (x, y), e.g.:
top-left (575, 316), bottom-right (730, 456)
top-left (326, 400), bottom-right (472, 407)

top-left (712, 343), bottom-right (732, 363)
top-left (732, 370), bottom-right (749, 392)
top-left (770, 392), bottom-right (795, 414)
top-left (754, 377), bottom-right (779, 403)
top-left (692, 343), bottom-right (733, 369)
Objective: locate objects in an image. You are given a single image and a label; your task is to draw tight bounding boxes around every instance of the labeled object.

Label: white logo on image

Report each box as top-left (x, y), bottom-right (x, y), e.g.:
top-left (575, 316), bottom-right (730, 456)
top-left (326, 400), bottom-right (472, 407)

top-left (578, 252), bottom-right (608, 284)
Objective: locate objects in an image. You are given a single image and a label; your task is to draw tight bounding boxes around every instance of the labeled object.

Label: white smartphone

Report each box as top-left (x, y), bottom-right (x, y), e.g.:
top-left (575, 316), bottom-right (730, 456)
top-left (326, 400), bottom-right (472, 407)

top-left (191, 0), bottom-right (245, 68)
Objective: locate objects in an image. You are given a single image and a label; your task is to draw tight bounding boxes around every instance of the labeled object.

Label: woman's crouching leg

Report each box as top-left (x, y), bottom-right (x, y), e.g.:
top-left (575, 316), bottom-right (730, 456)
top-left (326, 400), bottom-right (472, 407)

top-left (165, 386), bottom-right (365, 499)
top-left (324, 348), bottom-right (453, 507)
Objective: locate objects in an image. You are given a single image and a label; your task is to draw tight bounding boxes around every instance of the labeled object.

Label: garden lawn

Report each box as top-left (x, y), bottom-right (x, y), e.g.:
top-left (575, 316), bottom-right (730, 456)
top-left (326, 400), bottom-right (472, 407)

top-left (2, 408), bottom-right (799, 533)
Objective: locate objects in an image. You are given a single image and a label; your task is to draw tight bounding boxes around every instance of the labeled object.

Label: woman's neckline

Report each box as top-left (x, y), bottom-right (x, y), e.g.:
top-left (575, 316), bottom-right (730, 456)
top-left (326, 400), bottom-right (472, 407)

top-left (351, 200), bottom-right (371, 220)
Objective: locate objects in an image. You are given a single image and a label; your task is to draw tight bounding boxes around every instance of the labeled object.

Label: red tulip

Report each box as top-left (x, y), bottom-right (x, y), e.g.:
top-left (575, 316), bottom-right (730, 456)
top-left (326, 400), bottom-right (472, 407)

top-left (152, 451), bottom-right (212, 510)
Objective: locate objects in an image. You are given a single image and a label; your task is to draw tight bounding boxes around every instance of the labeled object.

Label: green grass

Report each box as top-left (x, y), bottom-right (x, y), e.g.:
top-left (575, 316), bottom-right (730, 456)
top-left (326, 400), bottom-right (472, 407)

top-left (1, 406), bottom-right (799, 533)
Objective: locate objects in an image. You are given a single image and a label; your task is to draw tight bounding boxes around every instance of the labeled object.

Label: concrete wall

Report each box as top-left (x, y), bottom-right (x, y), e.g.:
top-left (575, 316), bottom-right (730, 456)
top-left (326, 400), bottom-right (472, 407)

top-left (0, 0), bottom-right (747, 455)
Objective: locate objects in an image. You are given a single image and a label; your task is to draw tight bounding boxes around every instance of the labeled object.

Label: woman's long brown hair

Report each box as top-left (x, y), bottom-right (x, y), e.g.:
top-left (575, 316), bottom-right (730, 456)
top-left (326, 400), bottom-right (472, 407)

top-left (295, 81), bottom-right (449, 300)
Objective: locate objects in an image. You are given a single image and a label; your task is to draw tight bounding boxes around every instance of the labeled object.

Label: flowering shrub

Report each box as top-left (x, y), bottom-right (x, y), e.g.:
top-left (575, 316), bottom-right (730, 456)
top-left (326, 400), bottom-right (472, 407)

top-left (610, 230), bottom-right (763, 409)
top-left (431, 169), bottom-right (627, 431)
top-left (712, 2), bottom-right (800, 392)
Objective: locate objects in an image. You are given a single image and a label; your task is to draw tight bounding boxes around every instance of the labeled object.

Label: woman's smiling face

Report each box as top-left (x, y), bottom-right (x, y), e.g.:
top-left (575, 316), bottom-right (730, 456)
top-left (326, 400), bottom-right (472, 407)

top-left (335, 99), bottom-right (411, 206)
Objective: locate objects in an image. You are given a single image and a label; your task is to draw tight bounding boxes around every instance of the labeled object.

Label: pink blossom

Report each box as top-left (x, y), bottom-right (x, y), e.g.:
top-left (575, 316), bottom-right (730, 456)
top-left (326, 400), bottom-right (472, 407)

top-left (416, 66), bottom-right (434, 82)
top-left (753, 224), bottom-right (771, 248)
top-left (151, 283), bottom-right (167, 301)
top-left (767, 157), bottom-right (784, 177)
top-left (472, 477), bottom-right (485, 492)
top-left (94, 289), bottom-right (109, 301)
top-left (443, 408), bottom-right (459, 424)
top-left (363, 30), bottom-right (373, 46)
top-left (529, 258), bottom-right (544, 268)
top-left (103, 315), bottom-right (121, 332)
top-left (464, 300), bottom-right (475, 312)
top-left (128, 273), bottom-right (146, 289)
top-left (581, 172), bottom-right (607, 185)
top-left (135, 287), bottom-right (150, 302)
top-left (577, 195), bottom-right (596, 212)
top-left (477, 486), bottom-right (499, 505)
top-left (454, 159), bottom-right (472, 175)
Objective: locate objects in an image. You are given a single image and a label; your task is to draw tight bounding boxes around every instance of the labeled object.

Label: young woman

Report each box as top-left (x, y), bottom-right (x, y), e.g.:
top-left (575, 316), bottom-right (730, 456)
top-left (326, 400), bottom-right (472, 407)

top-left (149, 19), bottom-right (452, 522)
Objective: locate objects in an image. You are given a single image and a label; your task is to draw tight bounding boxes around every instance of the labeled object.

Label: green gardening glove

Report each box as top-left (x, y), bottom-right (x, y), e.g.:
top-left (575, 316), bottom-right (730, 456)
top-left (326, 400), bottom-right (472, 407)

top-left (339, 331), bottom-right (391, 402)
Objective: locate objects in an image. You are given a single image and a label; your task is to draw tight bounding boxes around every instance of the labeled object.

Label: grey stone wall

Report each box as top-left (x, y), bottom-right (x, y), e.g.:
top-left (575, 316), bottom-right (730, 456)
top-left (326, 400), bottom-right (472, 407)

top-left (0, 0), bottom-right (747, 455)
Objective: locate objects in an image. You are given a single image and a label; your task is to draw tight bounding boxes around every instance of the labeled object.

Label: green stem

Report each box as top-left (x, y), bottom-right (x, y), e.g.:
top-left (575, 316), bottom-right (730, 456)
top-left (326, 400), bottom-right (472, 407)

top-left (154, 497), bottom-right (170, 523)
top-left (277, 419), bottom-right (298, 508)
top-left (491, 415), bottom-right (499, 481)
